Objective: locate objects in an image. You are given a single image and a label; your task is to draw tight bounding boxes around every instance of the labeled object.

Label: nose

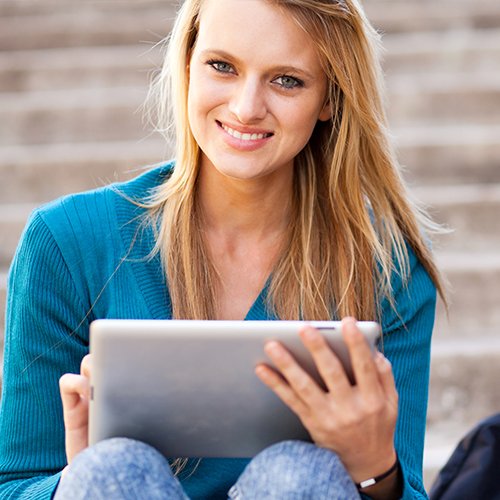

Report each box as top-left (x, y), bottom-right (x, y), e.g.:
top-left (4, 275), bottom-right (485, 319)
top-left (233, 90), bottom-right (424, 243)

top-left (228, 77), bottom-right (267, 124)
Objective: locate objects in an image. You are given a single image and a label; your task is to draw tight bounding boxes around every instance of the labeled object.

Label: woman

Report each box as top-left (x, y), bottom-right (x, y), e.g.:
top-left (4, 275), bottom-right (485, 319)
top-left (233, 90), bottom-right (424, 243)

top-left (0, 0), bottom-right (445, 498)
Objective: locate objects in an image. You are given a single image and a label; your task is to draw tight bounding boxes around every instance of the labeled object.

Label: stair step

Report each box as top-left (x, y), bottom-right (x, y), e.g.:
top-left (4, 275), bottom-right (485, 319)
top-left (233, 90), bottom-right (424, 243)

top-left (0, 0), bottom-right (169, 17)
top-left (387, 72), bottom-right (500, 125)
top-left (383, 28), bottom-right (500, 75)
top-left (415, 183), bottom-right (500, 252)
top-left (396, 125), bottom-right (500, 186)
top-left (0, 45), bottom-right (162, 93)
top-left (428, 338), bottom-right (500, 428)
top-left (0, 204), bottom-right (35, 269)
top-left (433, 253), bottom-right (500, 339)
top-left (0, 140), bottom-right (170, 203)
top-left (0, 87), bottom-right (149, 145)
top-left (0, 9), bottom-right (175, 51)
top-left (365, 1), bottom-right (500, 34)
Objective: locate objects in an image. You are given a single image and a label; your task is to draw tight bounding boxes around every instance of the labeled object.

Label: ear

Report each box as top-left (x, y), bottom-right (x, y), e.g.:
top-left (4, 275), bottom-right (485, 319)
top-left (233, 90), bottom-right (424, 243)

top-left (318, 100), bottom-right (332, 122)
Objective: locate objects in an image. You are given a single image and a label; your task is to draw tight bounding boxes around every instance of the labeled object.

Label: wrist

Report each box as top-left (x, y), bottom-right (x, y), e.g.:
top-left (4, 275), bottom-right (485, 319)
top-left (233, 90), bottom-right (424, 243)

top-left (355, 455), bottom-right (399, 490)
top-left (354, 455), bottom-right (402, 500)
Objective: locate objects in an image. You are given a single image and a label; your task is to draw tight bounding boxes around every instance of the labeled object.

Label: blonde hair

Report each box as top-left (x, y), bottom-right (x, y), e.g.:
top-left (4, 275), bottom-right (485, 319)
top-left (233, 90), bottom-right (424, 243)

top-left (145, 0), bottom-right (446, 322)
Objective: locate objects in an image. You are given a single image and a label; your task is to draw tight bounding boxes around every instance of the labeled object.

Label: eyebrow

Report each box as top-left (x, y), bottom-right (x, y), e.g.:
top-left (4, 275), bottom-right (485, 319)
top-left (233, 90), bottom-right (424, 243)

top-left (198, 49), bottom-right (317, 81)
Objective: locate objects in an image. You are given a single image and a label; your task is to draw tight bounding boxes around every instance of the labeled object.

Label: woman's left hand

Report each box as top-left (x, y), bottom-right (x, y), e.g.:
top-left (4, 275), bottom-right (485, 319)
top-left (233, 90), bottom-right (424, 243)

top-left (255, 316), bottom-right (398, 485)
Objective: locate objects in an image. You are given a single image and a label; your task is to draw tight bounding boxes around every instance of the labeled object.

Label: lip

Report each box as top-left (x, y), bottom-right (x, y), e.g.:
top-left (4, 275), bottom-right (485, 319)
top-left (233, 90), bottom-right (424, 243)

top-left (216, 120), bottom-right (274, 152)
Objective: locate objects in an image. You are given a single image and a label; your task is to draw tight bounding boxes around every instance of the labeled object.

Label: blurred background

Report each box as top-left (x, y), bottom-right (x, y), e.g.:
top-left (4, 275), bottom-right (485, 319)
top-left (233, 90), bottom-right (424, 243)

top-left (0, 0), bottom-right (499, 490)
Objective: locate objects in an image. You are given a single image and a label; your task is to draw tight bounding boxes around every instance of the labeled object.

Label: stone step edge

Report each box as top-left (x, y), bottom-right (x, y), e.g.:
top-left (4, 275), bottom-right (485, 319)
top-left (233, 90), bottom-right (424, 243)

top-left (413, 183), bottom-right (500, 205)
top-left (0, 139), bottom-right (169, 164)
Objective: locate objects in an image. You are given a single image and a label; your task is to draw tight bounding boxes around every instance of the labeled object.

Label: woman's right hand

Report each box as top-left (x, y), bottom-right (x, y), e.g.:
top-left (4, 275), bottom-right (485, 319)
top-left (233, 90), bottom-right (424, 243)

top-left (59, 354), bottom-right (91, 467)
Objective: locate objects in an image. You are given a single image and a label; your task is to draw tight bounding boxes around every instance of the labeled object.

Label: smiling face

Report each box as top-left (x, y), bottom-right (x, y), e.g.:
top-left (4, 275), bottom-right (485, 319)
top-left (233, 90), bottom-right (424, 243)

top-left (187, 0), bottom-right (331, 183)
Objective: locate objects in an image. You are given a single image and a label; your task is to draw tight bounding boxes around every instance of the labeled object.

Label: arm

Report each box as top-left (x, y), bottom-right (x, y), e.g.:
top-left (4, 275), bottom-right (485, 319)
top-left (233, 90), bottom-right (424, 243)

top-left (257, 245), bottom-right (436, 500)
top-left (379, 247), bottom-right (437, 499)
top-left (0, 211), bottom-right (90, 499)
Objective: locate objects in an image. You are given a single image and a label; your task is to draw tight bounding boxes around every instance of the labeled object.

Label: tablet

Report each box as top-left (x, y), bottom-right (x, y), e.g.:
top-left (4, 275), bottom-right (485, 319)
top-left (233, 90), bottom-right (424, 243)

top-left (88, 319), bottom-right (380, 458)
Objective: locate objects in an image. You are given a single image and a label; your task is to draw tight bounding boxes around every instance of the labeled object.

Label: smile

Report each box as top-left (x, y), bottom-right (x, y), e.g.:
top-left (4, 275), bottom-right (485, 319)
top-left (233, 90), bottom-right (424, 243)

top-left (219, 122), bottom-right (273, 141)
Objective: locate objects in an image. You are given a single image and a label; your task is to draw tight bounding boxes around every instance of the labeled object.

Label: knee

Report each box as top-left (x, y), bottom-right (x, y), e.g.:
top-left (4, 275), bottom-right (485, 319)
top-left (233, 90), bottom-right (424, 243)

top-left (251, 440), bottom-right (342, 478)
top-left (72, 437), bottom-right (168, 477)
top-left (55, 438), bottom-right (184, 500)
top-left (62, 438), bottom-right (174, 492)
top-left (231, 441), bottom-right (359, 499)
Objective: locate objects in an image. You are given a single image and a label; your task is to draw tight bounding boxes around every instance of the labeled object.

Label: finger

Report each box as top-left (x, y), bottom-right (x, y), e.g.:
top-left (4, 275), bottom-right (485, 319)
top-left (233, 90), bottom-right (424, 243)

top-left (80, 354), bottom-right (92, 378)
top-left (59, 373), bottom-right (90, 412)
top-left (298, 326), bottom-right (351, 396)
top-left (255, 364), bottom-right (309, 417)
top-left (341, 317), bottom-right (382, 397)
top-left (264, 341), bottom-right (324, 407)
top-left (375, 352), bottom-right (398, 406)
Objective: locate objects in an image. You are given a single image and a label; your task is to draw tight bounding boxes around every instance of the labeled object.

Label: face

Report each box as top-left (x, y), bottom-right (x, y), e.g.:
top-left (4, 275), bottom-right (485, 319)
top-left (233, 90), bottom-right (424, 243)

top-left (187, 0), bottom-right (331, 182)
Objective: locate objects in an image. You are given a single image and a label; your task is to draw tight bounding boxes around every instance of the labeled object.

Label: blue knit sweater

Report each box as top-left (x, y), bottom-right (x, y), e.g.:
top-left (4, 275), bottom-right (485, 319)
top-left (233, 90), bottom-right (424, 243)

top-left (0, 163), bottom-right (436, 499)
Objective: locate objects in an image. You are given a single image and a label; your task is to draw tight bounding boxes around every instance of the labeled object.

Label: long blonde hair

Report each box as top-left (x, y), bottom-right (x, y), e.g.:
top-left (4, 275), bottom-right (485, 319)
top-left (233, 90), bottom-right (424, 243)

top-left (145, 0), bottom-right (446, 322)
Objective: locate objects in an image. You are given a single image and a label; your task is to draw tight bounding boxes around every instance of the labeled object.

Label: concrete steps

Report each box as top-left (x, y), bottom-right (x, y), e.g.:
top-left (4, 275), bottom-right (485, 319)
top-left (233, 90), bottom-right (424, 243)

top-left (388, 72), bottom-right (500, 125)
top-left (382, 28), bottom-right (500, 75)
top-left (0, 8), bottom-right (175, 51)
top-left (0, 140), bottom-right (169, 203)
top-left (0, 87), bottom-right (151, 145)
top-left (0, 45), bottom-right (162, 93)
top-left (395, 124), bottom-right (500, 186)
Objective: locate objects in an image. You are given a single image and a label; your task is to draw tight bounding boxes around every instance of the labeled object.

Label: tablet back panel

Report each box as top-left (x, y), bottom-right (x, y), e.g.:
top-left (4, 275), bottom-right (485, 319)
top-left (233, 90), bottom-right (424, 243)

top-left (88, 319), bottom-right (380, 458)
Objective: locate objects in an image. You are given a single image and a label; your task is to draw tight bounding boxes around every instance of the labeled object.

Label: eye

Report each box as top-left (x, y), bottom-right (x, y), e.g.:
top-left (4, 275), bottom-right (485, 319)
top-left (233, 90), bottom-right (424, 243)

top-left (207, 60), bottom-right (235, 74)
top-left (273, 75), bottom-right (304, 90)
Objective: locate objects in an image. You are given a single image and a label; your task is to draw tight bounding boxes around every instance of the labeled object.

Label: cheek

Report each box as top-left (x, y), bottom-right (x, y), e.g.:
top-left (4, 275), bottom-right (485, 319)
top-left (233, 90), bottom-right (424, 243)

top-left (280, 104), bottom-right (322, 150)
top-left (188, 70), bottom-right (225, 119)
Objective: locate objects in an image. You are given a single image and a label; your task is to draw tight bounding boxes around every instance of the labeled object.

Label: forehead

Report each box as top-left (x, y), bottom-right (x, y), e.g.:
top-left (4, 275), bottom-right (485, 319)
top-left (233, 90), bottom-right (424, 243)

top-left (195, 0), bottom-right (323, 72)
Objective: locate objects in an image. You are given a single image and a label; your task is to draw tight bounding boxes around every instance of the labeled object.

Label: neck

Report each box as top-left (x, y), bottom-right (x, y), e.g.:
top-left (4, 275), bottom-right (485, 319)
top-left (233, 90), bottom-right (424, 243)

top-left (197, 161), bottom-right (294, 244)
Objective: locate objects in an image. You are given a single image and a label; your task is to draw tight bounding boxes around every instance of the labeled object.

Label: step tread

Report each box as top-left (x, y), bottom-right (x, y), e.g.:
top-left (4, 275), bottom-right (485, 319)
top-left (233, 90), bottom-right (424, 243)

top-left (0, 44), bottom-right (162, 70)
top-left (0, 86), bottom-right (147, 111)
top-left (413, 182), bottom-right (500, 204)
top-left (383, 27), bottom-right (500, 52)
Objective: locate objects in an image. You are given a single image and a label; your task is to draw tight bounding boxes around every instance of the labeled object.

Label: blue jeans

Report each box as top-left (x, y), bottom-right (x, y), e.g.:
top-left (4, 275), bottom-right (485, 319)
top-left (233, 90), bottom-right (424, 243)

top-left (54, 438), bottom-right (360, 499)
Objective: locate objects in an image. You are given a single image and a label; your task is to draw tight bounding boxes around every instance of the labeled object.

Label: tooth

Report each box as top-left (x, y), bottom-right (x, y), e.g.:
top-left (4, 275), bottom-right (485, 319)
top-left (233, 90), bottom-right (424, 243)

top-left (233, 130), bottom-right (242, 139)
top-left (251, 134), bottom-right (258, 140)
top-left (241, 133), bottom-right (251, 140)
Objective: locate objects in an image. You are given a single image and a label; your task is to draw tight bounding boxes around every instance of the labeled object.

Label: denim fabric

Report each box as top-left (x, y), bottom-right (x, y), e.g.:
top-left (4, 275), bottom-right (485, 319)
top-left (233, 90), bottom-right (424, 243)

top-left (229, 441), bottom-right (360, 500)
top-left (54, 438), bottom-right (188, 500)
top-left (54, 438), bottom-right (360, 499)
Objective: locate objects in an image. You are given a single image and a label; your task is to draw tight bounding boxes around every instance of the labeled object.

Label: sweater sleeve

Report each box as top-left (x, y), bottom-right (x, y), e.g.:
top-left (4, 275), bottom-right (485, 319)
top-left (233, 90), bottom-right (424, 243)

top-left (379, 246), bottom-right (437, 500)
top-left (0, 210), bottom-right (90, 499)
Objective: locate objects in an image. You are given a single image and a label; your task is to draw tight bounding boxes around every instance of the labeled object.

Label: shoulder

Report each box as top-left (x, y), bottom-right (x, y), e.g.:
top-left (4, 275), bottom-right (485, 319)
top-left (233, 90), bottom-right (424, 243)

top-left (13, 162), bottom-right (173, 284)
top-left (27, 161), bottom-right (174, 245)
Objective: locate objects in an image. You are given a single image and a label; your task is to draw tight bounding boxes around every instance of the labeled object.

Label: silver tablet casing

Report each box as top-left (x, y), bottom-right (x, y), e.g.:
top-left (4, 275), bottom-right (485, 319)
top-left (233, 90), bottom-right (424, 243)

top-left (88, 319), bottom-right (380, 458)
